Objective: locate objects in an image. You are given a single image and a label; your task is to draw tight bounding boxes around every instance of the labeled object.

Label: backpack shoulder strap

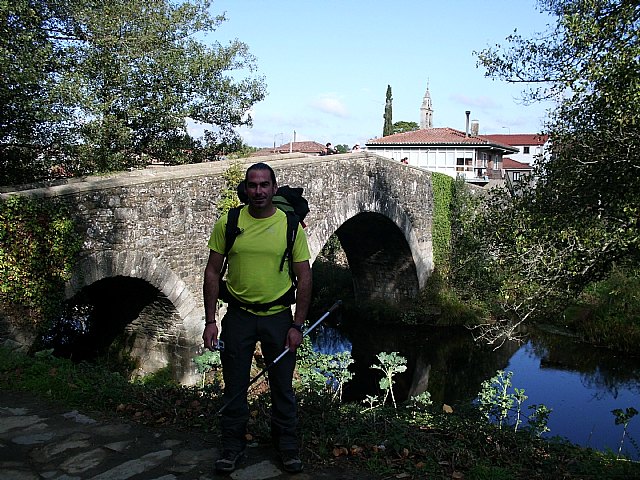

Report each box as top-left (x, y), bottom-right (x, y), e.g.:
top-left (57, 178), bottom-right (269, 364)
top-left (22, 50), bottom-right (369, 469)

top-left (221, 206), bottom-right (242, 277)
top-left (224, 206), bottom-right (242, 256)
top-left (279, 211), bottom-right (300, 285)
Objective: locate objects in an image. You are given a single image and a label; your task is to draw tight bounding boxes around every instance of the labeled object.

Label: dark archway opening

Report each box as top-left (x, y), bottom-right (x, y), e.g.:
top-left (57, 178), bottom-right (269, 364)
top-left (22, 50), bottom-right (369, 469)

top-left (336, 212), bottom-right (418, 303)
top-left (39, 276), bottom-right (178, 363)
top-left (311, 233), bottom-right (354, 315)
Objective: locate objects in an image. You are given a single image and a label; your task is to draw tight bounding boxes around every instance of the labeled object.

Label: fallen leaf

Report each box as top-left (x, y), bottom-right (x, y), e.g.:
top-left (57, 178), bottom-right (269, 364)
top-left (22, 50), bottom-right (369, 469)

top-left (452, 471), bottom-right (464, 479)
top-left (443, 404), bottom-right (454, 414)
top-left (401, 448), bottom-right (409, 458)
top-left (333, 447), bottom-right (348, 457)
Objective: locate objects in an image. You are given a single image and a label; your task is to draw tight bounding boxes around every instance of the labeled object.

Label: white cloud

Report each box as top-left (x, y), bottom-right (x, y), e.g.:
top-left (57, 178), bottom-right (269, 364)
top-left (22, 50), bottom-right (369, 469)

top-left (309, 94), bottom-right (350, 118)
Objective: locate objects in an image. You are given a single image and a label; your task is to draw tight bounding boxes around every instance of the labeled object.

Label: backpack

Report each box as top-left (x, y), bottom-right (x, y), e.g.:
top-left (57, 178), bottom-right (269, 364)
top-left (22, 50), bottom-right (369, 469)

top-left (218, 182), bottom-right (309, 310)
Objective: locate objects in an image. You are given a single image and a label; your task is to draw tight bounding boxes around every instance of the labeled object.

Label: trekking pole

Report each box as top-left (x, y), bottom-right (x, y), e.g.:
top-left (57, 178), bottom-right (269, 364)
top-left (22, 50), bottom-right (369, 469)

top-left (216, 300), bottom-right (342, 415)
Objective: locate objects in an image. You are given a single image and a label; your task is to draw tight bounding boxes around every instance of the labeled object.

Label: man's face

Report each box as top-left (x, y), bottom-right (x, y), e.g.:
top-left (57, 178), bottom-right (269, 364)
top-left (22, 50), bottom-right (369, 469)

top-left (245, 168), bottom-right (277, 209)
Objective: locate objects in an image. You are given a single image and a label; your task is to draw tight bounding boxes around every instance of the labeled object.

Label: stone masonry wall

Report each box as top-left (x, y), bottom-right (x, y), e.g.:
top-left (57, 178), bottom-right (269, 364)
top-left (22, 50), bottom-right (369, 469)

top-left (1, 152), bottom-right (433, 383)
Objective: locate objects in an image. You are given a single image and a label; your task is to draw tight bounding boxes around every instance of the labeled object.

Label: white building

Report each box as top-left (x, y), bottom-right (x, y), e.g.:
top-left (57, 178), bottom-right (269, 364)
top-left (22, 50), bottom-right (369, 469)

top-left (483, 133), bottom-right (549, 165)
top-left (365, 126), bottom-right (517, 182)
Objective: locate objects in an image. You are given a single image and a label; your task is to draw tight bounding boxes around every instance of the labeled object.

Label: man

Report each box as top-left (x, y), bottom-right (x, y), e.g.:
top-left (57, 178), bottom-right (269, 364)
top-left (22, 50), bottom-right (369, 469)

top-left (320, 142), bottom-right (336, 155)
top-left (202, 162), bottom-right (312, 474)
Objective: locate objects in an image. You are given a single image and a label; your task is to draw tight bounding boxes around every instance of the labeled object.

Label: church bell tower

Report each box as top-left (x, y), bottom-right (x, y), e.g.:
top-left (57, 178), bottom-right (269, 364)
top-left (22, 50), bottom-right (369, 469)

top-left (420, 81), bottom-right (433, 129)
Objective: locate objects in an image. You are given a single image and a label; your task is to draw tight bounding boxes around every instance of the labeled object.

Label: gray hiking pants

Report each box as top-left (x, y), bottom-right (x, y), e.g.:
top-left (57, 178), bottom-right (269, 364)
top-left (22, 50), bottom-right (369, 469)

top-left (219, 305), bottom-right (298, 452)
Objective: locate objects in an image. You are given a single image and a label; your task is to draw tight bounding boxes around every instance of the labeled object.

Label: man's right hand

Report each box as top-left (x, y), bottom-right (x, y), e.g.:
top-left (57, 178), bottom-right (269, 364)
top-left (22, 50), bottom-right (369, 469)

top-left (203, 322), bottom-right (220, 351)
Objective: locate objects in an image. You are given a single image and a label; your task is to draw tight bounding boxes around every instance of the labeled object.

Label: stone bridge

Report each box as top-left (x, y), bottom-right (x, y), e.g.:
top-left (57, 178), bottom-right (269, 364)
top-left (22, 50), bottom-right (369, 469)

top-left (3, 152), bottom-right (434, 383)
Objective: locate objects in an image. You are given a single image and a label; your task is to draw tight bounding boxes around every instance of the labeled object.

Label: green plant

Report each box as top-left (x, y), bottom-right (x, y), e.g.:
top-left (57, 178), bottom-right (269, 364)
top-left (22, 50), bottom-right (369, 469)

top-left (217, 160), bottom-right (245, 215)
top-left (612, 406), bottom-right (638, 458)
top-left (405, 391), bottom-right (433, 425)
top-left (477, 370), bottom-right (551, 436)
top-left (0, 196), bottom-right (82, 327)
top-left (431, 172), bottom-right (454, 273)
top-left (478, 370), bottom-right (514, 429)
top-left (2, 345), bottom-right (640, 479)
top-left (527, 404), bottom-right (552, 438)
top-left (513, 387), bottom-right (528, 432)
top-left (564, 266), bottom-right (640, 352)
top-left (370, 351), bottom-right (407, 409)
top-left (193, 350), bottom-right (222, 387)
top-left (295, 337), bottom-right (354, 403)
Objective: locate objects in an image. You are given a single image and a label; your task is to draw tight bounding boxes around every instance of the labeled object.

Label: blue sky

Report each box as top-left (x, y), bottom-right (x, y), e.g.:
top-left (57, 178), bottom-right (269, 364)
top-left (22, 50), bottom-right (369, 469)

top-left (197, 0), bottom-right (555, 148)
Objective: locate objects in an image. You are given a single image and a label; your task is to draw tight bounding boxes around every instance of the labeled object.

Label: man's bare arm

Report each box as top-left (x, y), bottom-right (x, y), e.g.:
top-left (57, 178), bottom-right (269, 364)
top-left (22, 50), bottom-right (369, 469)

top-left (202, 250), bottom-right (224, 350)
top-left (292, 260), bottom-right (312, 326)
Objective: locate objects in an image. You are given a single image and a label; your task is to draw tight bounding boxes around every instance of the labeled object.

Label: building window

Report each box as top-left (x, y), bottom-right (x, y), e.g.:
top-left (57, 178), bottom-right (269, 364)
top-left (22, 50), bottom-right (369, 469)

top-left (513, 172), bottom-right (521, 181)
top-left (523, 146), bottom-right (530, 154)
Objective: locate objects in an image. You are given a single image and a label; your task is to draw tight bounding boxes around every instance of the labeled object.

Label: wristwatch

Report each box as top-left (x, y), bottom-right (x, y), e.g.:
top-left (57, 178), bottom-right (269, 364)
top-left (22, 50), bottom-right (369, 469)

top-left (290, 323), bottom-right (303, 333)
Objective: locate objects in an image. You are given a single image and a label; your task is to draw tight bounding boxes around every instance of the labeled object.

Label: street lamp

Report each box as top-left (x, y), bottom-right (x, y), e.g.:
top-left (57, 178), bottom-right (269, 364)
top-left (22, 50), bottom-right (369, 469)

top-left (502, 126), bottom-right (511, 134)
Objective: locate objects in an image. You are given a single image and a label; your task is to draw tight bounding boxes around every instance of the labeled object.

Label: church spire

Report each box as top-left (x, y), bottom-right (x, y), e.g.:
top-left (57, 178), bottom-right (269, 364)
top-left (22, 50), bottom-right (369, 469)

top-left (420, 80), bottom-right (433, 129)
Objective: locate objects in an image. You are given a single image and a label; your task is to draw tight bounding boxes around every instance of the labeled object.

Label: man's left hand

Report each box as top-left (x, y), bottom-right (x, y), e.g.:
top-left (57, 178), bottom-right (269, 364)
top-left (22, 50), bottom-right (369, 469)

top-left (286, 327), bottom-right (303, 352)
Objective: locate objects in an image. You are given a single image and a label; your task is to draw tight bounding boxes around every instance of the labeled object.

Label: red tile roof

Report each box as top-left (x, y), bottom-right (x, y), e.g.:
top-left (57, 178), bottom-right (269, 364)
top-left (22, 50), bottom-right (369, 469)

top-left (483, 133), bottom-right (548, 146)
top-left (502, 158), bottom-right (533, 170)
top-left (366, 127), bottom-right (517, 152)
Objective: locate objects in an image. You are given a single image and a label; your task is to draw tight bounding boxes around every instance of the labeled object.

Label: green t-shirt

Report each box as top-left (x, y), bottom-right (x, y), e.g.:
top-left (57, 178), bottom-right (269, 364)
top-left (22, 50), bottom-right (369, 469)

top-left (208, 206), bottom-right (311, 315)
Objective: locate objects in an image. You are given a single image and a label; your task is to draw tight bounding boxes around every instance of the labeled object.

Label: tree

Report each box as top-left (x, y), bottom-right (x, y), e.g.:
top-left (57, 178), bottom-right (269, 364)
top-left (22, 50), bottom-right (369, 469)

top-left (382, 85), bottom-right (393, 137)
top-left (0, 1), bottom-right (75, 184)
top-left (334, 144), bottom-right (349, 154)
top-left (0, 0), bottom-right (266, 185)
top-left (392, 121), bottom-right (419, 134)
top-left (468, 0), bottom-right (640, 336)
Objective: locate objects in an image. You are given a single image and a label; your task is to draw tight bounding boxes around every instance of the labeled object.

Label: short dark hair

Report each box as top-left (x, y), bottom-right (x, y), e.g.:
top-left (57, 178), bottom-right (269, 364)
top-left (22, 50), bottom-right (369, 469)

top-left (245, 162), bottom-right (276, 184)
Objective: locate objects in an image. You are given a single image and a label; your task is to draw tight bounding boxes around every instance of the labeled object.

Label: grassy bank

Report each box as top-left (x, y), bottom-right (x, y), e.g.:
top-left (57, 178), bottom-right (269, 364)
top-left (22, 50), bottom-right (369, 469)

top-left (1, 346), bottom-right (638, 479)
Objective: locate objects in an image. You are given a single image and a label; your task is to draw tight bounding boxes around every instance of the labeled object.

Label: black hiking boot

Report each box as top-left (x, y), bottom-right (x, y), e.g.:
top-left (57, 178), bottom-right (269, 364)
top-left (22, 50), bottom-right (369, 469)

top-left (281, 449), bottom-right (303, 473)
top-left (215, 448), bottom-right (245, 473)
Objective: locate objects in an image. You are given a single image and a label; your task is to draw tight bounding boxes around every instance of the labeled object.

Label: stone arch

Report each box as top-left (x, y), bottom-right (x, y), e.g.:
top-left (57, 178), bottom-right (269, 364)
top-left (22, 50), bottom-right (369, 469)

top-left (306, 190), bottom-right (427, 303)
top-left (66, 251), bottom-right (200, 327)
top-left (65, 250), bottom-right (202, 383)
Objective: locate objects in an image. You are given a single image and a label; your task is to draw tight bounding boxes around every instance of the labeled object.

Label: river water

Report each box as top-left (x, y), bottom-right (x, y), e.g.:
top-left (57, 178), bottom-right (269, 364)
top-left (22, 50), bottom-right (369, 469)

top-left (311, 323), bottom-right (640, 460)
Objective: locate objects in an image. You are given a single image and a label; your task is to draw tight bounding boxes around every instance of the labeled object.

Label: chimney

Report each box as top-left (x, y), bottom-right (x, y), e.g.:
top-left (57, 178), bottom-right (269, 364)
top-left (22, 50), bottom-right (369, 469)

top-left (471, 119), bottom-right (479, 136)
top-left (465, 111), bottom-right (471, 137)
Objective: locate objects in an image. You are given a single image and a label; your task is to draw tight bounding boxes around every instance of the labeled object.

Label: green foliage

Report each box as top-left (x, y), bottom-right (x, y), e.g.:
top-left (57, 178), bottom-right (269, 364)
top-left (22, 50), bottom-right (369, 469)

top-left (563, 266), bottom-right (640, 352)
top-left (227, 143), bottom-right (259, 159)
top-left (431, 172), bottom-right (454, 272)
top-left (0, 346), bottom-right (134, 408)
top-left (2, 345), bottom-right (640, 479)
top-left (1, 0), bottom-right (266, 185)
top-left (216, 161), bottom-right (245, 215)
top-left (370, 351), bottom-right (407, 409)
top-left (382, 85), bottom-right (393, 137)
top-left (478, 370), bottom-right (515, 429)
top-left (477, 370), bottom-right (551, 437)
top-left (612, 406), bottom-right (638, 458)
top-left (473, 0), bottom-right (640, 330)
top-left (392, 121), bottom-right (419, 134)
top-left (334, 144), bottom-right (349, 154)
top-left (0, 196), bottom-right (82, 326)
top-left (527, 404), bottom-right (552, 438)
top-left (296, 336), bottom-right (354, 403)
top-left (193, 349), bottom-right (221, 387)
top-left (132, 366), bottom-right (179, 388)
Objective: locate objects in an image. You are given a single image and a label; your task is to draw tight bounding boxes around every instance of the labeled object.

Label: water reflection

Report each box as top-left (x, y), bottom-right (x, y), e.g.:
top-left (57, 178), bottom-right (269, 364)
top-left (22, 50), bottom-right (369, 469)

top-left (312, 323), bottom-right (640, 459)
top-left (311, 324), bottom-right (518, 405)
